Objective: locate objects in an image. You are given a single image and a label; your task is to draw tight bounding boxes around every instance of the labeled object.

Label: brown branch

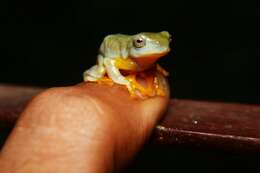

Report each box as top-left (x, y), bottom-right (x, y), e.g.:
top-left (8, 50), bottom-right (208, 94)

top-left (0, 84), bottom-right (43, 128)
top-left (1, 85), bottom-right (260, 153)
top-left (153, 99), bottom-right (260, 153)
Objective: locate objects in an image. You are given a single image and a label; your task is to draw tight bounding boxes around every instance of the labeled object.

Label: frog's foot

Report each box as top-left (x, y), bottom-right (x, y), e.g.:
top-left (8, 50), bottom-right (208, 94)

top-left (125, 71), bottom-right (168, 98)
top-left (84, 75), bottom-right (98, 82)
top-left (96, 76), bottom-right (114, 85)
top-left (125, 74), bottom-right (154, 98)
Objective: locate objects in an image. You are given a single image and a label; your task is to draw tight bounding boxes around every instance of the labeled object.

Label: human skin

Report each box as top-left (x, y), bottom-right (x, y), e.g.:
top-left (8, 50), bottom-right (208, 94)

top-left (0, 82), bottom-right (169, 173)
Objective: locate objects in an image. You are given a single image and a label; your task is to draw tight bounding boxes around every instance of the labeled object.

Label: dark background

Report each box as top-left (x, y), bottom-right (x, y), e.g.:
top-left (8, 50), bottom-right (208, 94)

top-left (1, 0), bottom-right (260, 104)
top-left (1, 0), bottom-right (260, 172)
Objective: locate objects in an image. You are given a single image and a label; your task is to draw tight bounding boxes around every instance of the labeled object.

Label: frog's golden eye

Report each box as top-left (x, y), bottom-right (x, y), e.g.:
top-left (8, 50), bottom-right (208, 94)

top-left (133, 38), bottom-right (146, 48)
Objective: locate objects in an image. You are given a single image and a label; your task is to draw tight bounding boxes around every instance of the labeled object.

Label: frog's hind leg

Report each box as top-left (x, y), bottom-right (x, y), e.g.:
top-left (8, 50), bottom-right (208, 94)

top-left (83, 65), bottom-right (102, 81)
top-left (83, 55), bottom-right (106, 81)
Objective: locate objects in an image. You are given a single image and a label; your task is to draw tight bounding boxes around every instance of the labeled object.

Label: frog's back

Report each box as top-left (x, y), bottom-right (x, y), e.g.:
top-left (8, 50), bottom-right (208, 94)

top-left (99, 34), bottom-right (132, 58)
top-left (104, 33), bottom-right (131, 42)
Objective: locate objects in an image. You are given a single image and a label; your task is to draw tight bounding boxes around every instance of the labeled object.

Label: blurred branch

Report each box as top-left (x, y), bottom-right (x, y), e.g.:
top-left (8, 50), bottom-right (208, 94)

top-left (0, 84), bottom-right (43, 128)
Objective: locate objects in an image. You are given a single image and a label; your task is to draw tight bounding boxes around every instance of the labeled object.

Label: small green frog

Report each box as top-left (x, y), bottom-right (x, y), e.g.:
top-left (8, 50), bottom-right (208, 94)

top-left (83, 31), bottom-right (171, 97)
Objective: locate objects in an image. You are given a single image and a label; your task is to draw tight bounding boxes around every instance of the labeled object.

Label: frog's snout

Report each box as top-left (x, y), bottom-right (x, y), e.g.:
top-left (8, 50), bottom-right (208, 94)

top-left (160, 31), bottom-right (171, 38)
top-left (160, 31), bottom-right (172, 44)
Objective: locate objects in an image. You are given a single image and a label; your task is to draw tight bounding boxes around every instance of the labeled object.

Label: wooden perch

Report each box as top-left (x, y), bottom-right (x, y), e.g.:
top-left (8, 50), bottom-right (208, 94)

top-left (153, 99), bottom-right (260, 153)
top-left (1, 84), bottom-right (260, 153)
top-left (0, 85), bottom-right (43, 128)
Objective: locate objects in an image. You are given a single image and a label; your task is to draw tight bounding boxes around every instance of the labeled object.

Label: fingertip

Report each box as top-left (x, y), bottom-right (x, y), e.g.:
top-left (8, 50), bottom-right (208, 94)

top-left (140, 96), bottom-right (169, 126)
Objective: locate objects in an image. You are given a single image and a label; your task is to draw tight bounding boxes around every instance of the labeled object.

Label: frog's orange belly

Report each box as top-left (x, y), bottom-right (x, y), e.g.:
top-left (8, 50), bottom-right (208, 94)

top-left (131, 56), bottom-right (161, 71)
top-left (115, 52), bottom-right (168, 72)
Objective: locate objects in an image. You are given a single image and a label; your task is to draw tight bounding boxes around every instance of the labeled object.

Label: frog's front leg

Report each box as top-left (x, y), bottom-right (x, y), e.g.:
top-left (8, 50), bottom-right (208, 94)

top-left (83, 55), bottom-right (106, 81)
top-left (103, 58), bottom-right (134, 91)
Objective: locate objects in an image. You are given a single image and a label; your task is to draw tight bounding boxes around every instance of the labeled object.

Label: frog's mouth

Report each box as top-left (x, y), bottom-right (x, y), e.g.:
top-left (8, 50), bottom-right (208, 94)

top-left (130, 50), bottom-right (170, 71)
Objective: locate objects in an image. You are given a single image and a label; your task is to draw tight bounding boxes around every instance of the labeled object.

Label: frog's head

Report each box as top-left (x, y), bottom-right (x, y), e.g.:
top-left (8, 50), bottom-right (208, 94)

top-left (128, 31), bottom-right (171, 70)
top-left (129, 31), bottom-right (171, 59)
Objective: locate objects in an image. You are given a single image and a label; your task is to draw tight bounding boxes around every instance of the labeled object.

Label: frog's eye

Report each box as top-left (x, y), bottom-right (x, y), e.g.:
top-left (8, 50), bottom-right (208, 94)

top-left (133, 38), bottom-right (146, 48)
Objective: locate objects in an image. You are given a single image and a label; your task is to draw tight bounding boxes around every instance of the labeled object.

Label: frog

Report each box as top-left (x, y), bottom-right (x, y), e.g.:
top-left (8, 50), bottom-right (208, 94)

top-left (83, 31), bottom-right (171, 98)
